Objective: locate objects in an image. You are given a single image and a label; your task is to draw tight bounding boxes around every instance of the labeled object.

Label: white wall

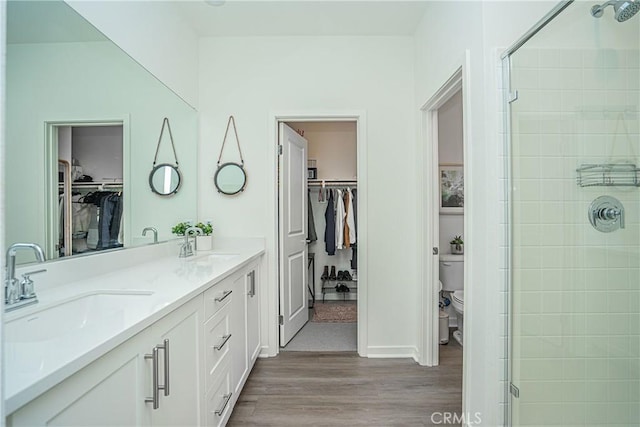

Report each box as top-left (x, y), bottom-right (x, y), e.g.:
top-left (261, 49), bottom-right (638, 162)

top-left (72, 126), bottom-right (124, 182)
top-left (66, 0), bottom-right (199, 108)
top-left (0, 0), bottom-right (6, 419)
top-left (291, 121), bottom-right (357, 180)
top-left (198, 36), bottom-right (416, 357)
top-left (414, 1), bottom-right (556, 425)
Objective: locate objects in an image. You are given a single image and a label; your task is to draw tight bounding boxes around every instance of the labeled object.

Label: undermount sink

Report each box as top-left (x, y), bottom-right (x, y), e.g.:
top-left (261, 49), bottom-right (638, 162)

top-left (5, 290), bottom-right (154, 344)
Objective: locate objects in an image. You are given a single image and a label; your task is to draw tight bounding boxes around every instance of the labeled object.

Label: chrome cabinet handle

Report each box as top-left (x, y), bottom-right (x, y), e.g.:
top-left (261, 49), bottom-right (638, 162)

top-left (214, 334), bottom-right (232, 351)
top-left (158, 339), bottom-right (170, 396)
top-left (145, 347), bottom-right (160, 409)
top-left (214, 290), bottom-right (232, 302)
top-left (214, 392), bottom-right (233, 416)
top-left (248, 271), bottom-right (255, 297)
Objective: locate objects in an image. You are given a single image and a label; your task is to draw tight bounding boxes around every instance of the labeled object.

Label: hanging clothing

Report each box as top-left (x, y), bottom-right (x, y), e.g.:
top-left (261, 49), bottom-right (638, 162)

top-left (351, 244), bottom-right (358, 270)
top-left (351, 188), bottom-right (357, 240)
top-left (324, 190), bottom-right (336, 255)
top-left (345, 188), bottom-right (356, 245)
top-left (335, 189), bottom-right (345, 250)
top-left (343, 190), bottom-right (350, 248)
top-left (97, 194), bottom-right (123, 249)
top-left (72, 194), bottom-right (92, 233)
top-left (307, 190), bottom-right (317, 242)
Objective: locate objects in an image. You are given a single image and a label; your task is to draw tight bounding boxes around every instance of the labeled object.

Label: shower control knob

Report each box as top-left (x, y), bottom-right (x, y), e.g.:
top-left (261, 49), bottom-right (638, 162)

top-left (589, 196), bottom-right (625, 233)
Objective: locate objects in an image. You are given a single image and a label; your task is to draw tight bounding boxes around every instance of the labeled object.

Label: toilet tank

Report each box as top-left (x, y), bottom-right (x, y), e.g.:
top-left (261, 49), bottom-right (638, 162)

top-left (439, 254), bottom-right (464, 291)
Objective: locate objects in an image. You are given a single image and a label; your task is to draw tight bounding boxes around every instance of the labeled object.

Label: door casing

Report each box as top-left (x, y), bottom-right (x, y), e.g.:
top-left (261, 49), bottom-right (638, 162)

top-left (270, 111), bottom-right (367, 356)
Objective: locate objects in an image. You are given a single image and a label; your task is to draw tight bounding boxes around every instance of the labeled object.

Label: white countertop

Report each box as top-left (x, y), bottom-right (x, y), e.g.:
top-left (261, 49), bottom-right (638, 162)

top-left (4, 241), bottom-right (264, 414)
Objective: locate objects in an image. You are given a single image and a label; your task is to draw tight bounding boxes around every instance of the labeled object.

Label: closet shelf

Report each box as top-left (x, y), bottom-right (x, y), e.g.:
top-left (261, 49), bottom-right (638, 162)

top-left (576, 163), bottom-right (640, 188)
top-left (308, 179), bottom-right (357, 187)
top-left (61, 181), bottom-right (123, 190)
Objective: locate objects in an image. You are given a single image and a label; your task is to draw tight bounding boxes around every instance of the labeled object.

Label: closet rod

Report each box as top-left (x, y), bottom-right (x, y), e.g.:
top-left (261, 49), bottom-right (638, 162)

top-left (308, 180), bottom-right (357, 187)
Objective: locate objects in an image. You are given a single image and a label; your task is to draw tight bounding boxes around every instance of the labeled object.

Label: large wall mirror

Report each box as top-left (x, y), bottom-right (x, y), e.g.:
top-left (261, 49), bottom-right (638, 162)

top-left (6, 0), bottom-right (198, 264)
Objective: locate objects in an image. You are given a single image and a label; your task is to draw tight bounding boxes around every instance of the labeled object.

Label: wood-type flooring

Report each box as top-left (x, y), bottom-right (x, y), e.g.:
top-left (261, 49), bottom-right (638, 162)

top-left (228, 337), bottom-right (463, 426)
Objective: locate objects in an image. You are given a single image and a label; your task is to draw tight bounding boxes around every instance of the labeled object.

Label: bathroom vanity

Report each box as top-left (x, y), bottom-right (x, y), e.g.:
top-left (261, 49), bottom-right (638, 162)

top-left (4, 240), bottom-right (264, 427)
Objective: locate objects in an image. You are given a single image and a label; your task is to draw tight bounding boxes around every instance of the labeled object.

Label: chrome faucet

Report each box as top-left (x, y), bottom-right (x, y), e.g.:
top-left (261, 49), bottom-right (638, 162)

top-left (142, 227), bottom-right (159, 244)
top-left (179, 226), bottom-right (202, 258)
top-left (5, 243), bottom-right (46, 311)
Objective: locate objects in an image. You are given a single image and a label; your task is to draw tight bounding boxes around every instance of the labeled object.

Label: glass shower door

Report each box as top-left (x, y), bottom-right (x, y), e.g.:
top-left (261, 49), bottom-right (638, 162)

top-left (507, 2), bottom-right (640, 426)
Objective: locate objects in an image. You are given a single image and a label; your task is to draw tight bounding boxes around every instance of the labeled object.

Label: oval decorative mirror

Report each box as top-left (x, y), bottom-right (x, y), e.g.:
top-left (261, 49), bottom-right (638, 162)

top-left (150, 117), bottom-right (182, 197)
top-left (215, 115), bottom-right (247, 196)
top-left (214, 162), bottom-right (246, 195)
top-left (149, 163), bottom-right (181, 196)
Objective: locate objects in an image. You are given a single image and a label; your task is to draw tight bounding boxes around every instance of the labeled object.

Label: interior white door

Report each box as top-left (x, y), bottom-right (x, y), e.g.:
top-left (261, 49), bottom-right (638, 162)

top-left (278, 123), bottom-right (308, 346)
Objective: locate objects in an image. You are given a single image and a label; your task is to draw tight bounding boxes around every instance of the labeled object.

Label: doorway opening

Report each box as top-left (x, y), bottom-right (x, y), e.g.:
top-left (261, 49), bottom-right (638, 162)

top-left (418, 66), bottom-right (468, 421)
top-left (277, 118), bottom-right (361, 353)
top-left (45, 121), bottom-right (125, 261)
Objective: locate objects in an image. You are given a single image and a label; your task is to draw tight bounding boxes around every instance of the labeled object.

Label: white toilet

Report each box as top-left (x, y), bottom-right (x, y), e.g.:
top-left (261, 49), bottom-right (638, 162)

top-left (439, 254), bottom-right (464, 346)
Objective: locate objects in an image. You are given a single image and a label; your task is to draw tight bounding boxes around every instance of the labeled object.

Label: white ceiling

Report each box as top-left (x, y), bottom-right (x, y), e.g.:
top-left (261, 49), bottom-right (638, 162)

top-left (173, 1), bottom-right (430, 37)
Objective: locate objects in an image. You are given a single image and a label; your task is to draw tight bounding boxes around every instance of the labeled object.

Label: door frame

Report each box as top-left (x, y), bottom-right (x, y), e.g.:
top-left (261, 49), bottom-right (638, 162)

top-left (417, 52), bottom-right (471, 373)
top-left (269, 111), bottom-right (367, 356)
top-left (44, 118), bottom-right (129, 260)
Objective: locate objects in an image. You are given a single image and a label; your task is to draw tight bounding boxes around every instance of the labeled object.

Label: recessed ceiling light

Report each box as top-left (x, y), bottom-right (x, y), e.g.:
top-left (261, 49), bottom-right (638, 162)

top-left (205, 0), bottom-right (226, 6)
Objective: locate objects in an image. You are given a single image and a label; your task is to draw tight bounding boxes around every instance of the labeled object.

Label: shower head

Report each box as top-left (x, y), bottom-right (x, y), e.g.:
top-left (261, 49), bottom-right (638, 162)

top-left (591, 0), bottom-right (640, 22)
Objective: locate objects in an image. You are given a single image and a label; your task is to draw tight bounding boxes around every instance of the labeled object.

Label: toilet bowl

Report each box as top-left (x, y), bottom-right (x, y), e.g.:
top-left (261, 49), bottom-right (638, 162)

top-left (451, 290), bottom-right (464, 345)
top-left (439, 254), bottom-right (464, 346)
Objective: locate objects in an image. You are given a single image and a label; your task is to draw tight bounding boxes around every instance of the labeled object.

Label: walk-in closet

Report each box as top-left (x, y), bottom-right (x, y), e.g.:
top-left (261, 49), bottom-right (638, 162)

top-left (57, 125), bottom-right (124, 259)
top-left (281, 120), bottom-right (359, 352)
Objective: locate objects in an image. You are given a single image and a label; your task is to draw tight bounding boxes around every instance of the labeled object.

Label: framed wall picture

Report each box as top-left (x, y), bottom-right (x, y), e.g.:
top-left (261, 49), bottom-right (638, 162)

top-left (439, 164), bottom-right (464, 214)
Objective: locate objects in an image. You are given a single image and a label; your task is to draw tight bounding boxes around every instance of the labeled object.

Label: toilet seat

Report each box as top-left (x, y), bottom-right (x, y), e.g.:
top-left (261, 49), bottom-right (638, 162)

top-left (452, 290), bottom-right (464, 305)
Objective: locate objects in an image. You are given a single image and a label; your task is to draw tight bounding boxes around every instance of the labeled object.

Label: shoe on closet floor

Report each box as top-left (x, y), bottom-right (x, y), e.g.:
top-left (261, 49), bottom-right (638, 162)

top-left (321, 265), bottom-right (329, 280)
top-left (337, 270), bottom-right (345, 280)
top-left (343, 271), bottom-right (352, 281)
top-left (329, 266), bottom-right (337, 280)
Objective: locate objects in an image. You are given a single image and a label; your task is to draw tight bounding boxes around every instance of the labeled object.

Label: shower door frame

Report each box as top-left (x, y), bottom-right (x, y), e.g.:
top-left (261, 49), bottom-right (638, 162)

top-left (501, 1), bottom-right (574, 426)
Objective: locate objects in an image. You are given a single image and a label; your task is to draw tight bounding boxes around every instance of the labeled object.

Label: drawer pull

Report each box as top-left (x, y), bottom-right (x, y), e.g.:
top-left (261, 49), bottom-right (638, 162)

top-left (214, 290), bottom-right (232, 302)
top-left (214, 334), bottom-right (232, 351)
top-left (145, 347), bottom-right (160, 409)
top-left (214, 392), bottom-right (233, 416)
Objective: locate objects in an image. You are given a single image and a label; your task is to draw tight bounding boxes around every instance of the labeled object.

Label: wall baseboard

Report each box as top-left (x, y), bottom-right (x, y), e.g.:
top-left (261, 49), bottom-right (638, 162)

top-left (367, 345), bottom-right (420, 361)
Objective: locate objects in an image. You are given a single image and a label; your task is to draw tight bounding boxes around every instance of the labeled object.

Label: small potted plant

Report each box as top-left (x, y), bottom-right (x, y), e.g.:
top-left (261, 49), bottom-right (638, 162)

top-left (195, 221), bottom-right (213, 251)
top-left (171, 221), bottom-right (190, 236)
top-left (450, 235), bottom-right (464, 255)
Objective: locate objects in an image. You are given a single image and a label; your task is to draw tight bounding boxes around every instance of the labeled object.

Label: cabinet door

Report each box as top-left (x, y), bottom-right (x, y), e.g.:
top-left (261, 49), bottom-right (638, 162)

top-left (9, 329), bottom-right (152, 427)
top-left (150, 295), bottom-right (204, 427)
top-left (246, 264), bottom-right (261, 366)
top-left (230, 271), bottom-right (247, 395)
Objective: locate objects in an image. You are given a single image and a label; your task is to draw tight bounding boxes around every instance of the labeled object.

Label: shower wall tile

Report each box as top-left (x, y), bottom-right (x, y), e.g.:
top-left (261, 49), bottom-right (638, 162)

top-left (509, 48), bottom-right (640, 425)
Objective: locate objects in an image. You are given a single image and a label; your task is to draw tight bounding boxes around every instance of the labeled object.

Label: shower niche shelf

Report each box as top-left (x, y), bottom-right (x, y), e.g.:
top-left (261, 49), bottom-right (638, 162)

top-left (576, 163), bottom-right (640, 188)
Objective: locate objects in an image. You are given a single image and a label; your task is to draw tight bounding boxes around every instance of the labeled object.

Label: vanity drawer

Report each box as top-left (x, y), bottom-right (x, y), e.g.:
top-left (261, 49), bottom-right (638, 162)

top-left (205, 303), bottom-right (232, 392)
top-left (204, 277), bottom-right (234, 320)
top-left (205, 357), bottom-right (232, 427)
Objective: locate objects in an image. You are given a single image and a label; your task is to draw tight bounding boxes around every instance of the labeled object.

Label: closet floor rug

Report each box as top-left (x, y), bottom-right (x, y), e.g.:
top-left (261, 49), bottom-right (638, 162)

top-left (312, 302), bottom-right (357, 323)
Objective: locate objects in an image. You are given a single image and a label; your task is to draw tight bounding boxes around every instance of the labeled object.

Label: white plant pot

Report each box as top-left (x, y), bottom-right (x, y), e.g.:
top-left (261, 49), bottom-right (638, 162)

top-left (197, 235), bottom-right (213, 251)
top-left (450, 244), bottom-right (463, 255)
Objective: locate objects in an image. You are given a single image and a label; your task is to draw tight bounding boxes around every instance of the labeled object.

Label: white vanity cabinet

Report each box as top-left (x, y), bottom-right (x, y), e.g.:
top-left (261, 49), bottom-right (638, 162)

top-left (6, 254), bottom-right (263, 427)
top-left (205, 260), bottom-right (260, 426)
top-left (148, 296), bottom-right (204, 426)
top-left (7, 296), bottom-right (203, 427)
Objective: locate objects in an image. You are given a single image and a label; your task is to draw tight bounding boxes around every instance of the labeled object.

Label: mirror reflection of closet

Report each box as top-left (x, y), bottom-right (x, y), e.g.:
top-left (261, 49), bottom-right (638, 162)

top-left (54, 123), bottom-right (124, 259)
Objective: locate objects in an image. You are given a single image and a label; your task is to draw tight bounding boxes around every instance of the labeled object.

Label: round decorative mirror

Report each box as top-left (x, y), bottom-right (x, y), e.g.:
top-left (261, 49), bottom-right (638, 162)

top-left (149, 163), bottom-right (181, 196)
top-left (214, 162), bottom-right (246, 195)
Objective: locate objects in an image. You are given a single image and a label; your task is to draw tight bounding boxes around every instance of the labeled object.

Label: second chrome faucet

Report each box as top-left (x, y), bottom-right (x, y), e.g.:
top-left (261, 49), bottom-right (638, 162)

top-left (179, 226), bottom-right (203, 258)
